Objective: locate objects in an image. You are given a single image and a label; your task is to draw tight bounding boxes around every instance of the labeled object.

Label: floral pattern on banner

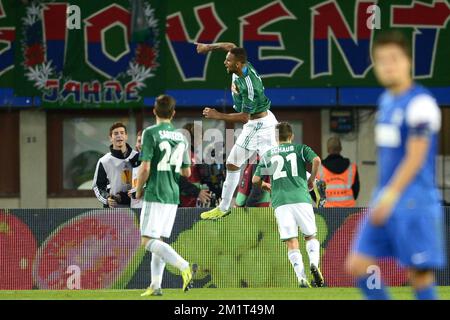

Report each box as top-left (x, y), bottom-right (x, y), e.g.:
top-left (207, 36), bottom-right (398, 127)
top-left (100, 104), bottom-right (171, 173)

top-left (21, 1), bottom-right (160, 102)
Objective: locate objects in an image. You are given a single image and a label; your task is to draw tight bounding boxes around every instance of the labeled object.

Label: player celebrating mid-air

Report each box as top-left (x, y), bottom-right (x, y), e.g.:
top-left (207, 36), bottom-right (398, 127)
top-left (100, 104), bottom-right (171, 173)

top-left (195, 42), bottom-right (278, 220)
top-left (252, 122), bottom-right (324, 288)
top-left (346, 31), bottom-right (446, 300)
top-left (136, 94), bottom-right (194, 296)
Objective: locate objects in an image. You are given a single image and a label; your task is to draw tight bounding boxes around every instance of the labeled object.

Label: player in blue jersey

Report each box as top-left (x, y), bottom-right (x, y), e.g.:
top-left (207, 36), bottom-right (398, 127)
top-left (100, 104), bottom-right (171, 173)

top-left (346, 31), bottom-right (446, 300)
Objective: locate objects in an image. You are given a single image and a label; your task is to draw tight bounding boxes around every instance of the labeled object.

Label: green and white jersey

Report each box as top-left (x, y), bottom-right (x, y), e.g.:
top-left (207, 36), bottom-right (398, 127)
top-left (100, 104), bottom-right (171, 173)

top-left (140, 122), bottom-right (191, 204)
top-left (231, 62), bottom-right (271, 115)
top-left (254, 143), bottom-right (318, 209)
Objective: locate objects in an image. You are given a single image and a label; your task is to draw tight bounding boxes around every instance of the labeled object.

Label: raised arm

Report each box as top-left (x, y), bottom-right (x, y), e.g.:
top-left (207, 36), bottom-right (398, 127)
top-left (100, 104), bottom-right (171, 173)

top-left (195, 42), bottom-right (237, 54)
top-left (203, 107), bottom-right (249, 124)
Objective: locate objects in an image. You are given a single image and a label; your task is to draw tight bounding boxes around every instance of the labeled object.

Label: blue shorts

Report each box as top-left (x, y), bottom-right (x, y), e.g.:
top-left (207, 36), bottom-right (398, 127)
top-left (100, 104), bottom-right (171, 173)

top-left (354, 205), bottom-right (446, 269)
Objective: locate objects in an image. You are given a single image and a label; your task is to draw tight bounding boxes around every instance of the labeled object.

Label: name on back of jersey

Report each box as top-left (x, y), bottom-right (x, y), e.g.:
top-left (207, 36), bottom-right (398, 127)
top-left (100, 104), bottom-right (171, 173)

top-left (159, 130), bottom-right (184, 142)
top-left (272, 145), bottom-right (295, 154)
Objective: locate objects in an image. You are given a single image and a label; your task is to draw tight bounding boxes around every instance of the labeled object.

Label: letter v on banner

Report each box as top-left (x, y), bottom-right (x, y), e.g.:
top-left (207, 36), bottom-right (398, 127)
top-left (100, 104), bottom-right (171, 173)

top-left (0, 0), bottom-right (16, 77)
top-left (239, 1), bottom-right (302, 78)
top-left (392, 0), bottom-right (450, 79)
top-left (311, 0), bottom-right (377, 79)
top-left (166, 3), bottom-right (227, 81)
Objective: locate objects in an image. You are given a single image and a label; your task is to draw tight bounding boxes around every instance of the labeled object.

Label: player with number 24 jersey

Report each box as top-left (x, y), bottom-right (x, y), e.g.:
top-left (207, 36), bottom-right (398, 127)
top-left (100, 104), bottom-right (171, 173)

top-left (140, 123), bottom-right (191, 204)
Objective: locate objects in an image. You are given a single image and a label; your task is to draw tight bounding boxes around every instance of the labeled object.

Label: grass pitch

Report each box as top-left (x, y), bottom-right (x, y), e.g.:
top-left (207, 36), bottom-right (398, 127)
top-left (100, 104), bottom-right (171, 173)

top-left (1, 287), bottom-right (450, 300)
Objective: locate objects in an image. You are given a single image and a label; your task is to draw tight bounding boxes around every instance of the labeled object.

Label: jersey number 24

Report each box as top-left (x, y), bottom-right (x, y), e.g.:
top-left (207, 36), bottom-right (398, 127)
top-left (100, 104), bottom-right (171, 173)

top-left (157, 141), bottom-right (185, 173)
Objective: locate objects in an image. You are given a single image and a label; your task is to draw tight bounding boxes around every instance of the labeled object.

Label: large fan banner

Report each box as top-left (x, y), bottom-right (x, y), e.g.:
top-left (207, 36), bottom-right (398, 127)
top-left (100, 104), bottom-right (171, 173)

top-left (1, 0), bottom-right (450, 108)
top-left (1, 0), bottom-right (165, 108)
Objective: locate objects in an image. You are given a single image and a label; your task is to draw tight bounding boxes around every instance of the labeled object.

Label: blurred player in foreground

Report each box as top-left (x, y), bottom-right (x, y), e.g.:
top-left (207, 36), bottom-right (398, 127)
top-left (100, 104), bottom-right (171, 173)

top-left (252, 122), bottom-right (324, 288)
top-left (195, 42), bottom-right (278, 220)
top-left (346, 31), bottom-right (446, 300)
top-left (136, 95), bottom-right (194, 296)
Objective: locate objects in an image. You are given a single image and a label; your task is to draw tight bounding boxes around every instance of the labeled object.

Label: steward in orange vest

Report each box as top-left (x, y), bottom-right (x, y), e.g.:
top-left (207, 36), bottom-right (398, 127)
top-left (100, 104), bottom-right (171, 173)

top-left (316, 137), bottom-right (360, 207)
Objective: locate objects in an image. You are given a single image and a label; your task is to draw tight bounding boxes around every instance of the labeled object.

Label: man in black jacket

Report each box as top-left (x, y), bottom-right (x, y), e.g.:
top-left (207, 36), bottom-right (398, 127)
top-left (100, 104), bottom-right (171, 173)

top-left (93, 122), bottom-right (140, 208)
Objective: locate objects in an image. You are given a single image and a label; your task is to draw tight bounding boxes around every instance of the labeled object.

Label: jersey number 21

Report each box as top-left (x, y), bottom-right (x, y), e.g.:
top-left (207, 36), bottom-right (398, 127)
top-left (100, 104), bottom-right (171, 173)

top-left (271, 153), bottom-right (298, 180)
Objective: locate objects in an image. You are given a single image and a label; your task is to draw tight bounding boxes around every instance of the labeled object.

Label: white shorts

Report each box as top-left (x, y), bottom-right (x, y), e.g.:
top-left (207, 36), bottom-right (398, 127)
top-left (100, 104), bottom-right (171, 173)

top-left (227, 110), bottom-right (278, 167)
top-left (274, 203), bottom-right (317, 240)
top-left (140, 201), bottom-right (178, 238)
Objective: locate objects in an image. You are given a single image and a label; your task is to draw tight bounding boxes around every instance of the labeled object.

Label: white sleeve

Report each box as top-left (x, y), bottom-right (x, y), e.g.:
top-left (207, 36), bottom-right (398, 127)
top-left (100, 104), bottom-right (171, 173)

top-left (405, 94), bottom-right (441, 133)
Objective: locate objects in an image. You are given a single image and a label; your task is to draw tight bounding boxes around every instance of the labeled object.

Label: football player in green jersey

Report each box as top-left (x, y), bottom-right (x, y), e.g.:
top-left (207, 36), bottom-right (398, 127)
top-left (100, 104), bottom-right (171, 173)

top-left (252, 122), bottom-right (325, 288)
top-left (195, 42), bottom-right (279, 220)
top-left (136, 94), bottom-right (194, 296)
